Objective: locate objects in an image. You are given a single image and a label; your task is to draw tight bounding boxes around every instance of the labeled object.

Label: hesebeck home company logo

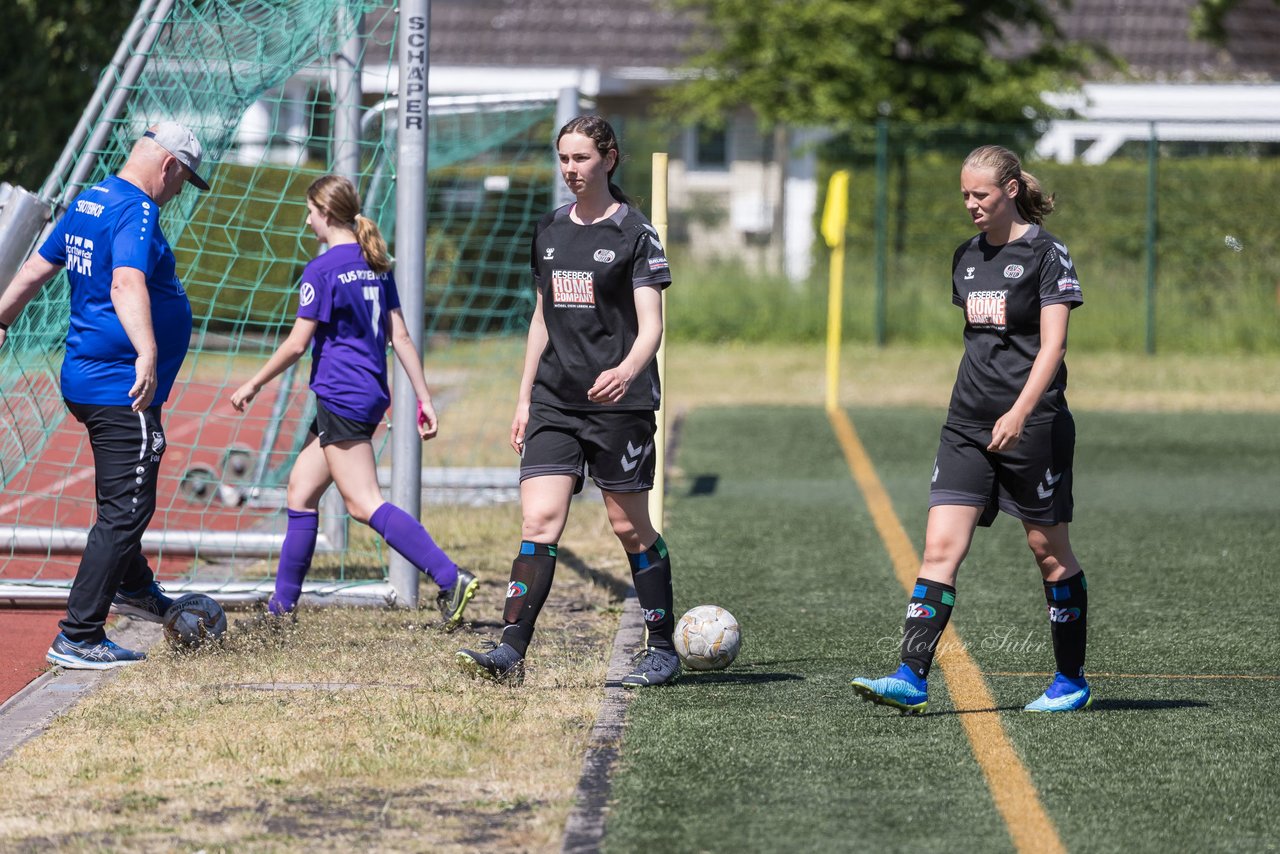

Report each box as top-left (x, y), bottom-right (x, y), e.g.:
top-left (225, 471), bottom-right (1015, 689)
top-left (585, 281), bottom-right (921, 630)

top-left (552, 269), bottom-right (595, 307)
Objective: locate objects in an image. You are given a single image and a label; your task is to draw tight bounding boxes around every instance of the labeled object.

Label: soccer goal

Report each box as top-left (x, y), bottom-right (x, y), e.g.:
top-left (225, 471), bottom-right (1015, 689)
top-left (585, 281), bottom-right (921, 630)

top-left (0, 0), bottom-right (558, 608)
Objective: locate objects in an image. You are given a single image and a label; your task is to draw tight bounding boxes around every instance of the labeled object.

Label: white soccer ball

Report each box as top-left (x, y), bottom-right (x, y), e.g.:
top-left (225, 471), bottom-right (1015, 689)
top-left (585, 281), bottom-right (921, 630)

top-left (673, 605), bottom-right (741, 671)
top-left (163, 593), bottom-right (228, 649)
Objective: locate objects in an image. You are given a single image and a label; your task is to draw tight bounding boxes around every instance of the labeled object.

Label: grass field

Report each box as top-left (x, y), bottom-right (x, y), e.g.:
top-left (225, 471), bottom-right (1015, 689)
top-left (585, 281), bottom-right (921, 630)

top-left (607, 403), bottom-right (1280, 852)
top-left (0, 343), bottom-right (1277, 851)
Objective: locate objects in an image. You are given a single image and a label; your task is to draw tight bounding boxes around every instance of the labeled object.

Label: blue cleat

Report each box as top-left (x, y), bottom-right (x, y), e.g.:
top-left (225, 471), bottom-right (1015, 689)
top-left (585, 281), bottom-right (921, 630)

top-left (850, 664), bottom-right (929, 715)
top-left (46, 633), bottom-right (146, 670)
top-left (1025, 672), bottom-right (1093, 712)
top-left (112, 581), bottom-right (174, 623)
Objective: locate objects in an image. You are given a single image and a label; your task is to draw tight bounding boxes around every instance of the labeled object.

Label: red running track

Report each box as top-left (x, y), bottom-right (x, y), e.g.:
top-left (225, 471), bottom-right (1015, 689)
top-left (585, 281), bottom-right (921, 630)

top-left (0, 375), bottom-right (310, 703)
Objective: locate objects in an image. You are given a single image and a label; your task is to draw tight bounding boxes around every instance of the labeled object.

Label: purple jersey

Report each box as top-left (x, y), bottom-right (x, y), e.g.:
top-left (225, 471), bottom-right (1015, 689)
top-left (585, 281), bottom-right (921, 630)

top-left (296, 242), bottom-right (401, 423)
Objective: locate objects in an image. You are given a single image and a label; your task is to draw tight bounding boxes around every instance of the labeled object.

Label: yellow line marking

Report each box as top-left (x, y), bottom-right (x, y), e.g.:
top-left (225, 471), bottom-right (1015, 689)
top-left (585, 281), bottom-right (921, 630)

top-left (828, 406), bottom-right (1066, 854)
top-left (987, 671), bottom-right (1280, 681)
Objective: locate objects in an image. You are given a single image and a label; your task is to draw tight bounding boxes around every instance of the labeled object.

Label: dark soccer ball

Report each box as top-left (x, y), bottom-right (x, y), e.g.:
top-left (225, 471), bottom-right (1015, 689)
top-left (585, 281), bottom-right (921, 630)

top-left (162, 593), bottom-right (228, 649)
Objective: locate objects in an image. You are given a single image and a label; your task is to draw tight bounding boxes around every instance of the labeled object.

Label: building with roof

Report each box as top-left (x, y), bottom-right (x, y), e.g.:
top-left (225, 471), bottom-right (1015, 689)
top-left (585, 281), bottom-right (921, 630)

top-left (305, 0), bottom-right (1280, 279)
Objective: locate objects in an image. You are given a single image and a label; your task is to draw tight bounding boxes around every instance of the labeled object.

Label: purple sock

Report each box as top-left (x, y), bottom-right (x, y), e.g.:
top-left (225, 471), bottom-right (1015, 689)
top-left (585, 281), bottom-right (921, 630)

top-left (368, 502), bottom-right (458, 589)
top-left (273, 509), bottom-right (318, 614)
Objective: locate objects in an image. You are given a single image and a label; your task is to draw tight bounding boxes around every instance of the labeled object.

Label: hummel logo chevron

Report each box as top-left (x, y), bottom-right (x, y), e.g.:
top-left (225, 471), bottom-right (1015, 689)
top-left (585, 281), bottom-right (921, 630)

top-left (1053, 242), bottom-right (1075, 272)
top-left (1037, 468), bottom-right (1062, 500)
top-left (621, 440), bottom-right (650, 472)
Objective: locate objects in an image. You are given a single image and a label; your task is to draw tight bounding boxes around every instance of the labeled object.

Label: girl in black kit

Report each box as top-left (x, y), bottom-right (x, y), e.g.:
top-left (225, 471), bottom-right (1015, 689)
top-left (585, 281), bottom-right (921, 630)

top-left (457, 115), bottom-right (678, 687)
top-left (851, 145), bottom-right (1091, 714)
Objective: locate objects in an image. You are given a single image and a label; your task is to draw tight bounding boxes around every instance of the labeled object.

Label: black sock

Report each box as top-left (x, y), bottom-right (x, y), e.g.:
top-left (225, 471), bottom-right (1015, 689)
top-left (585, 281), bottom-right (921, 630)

top-left (499, 541), bottom-right (557, 657)
top-left (629, 535), bottom-right (675, 651)
top-left (1044, 571), bottom-right (1087, 679)
top-left (900, 578), bottom-right (956, 680)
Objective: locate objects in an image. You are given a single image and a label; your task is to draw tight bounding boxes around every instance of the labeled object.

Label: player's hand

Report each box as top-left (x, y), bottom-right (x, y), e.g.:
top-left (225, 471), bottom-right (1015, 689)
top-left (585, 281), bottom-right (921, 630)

top-left (510, 401), bottom-right (530, 455)
top-left (988, 410), bottom-right (1027, 452)
top-left (129, 355), bottom-right (158, 412)
top-left (230, 381), bottom-right (259, 413)
top-left (587, 366), bottom-right (633, 404)
top-left (417, 398), bottom-right (439, 440)
top-left (0, 329), bottom-right (7, 350)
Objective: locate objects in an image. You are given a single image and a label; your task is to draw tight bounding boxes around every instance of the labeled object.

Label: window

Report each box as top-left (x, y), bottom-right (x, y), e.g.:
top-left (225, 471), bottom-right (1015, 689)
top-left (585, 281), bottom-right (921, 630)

top-left (687, 125), bottom-right (729, 171)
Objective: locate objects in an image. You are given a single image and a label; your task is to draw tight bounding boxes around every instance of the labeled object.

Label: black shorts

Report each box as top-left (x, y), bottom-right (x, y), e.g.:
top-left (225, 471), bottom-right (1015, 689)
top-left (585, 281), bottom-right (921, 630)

top-left (520, 402), bottom-right (657, 494)
top-left (308, 398), bottom-right (380, 447)
top-left (929, 416), bottom-right (1075, 527)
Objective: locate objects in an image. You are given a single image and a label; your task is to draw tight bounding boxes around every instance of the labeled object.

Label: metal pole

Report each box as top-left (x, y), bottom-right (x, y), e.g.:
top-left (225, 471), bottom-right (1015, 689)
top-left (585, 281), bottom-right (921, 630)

top-left (333, 4), bottom-right (365, 181)
top-left (390, 0), bottom-right (431, 607)
top-left (554, 87), bottom-right (579, 209)
top-left (1145, 122), bottom-right (1158, 355)
top-left (0, 525), bottom-right (335, 557)
top-left (873, 118), bottom-right (889, 347)
top-left (0, 188), bottom-right (53, 296)
top-left (321, 2), bottom-right (366, 553)
top-left (648, 153), bottom-right (668, 530)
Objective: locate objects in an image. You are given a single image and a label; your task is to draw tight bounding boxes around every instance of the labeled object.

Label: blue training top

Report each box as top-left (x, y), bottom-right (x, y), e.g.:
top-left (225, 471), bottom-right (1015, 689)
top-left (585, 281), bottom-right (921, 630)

top-left (39, 175), bottom-right (193, 407)
top-left (296, 242), bottom-right (402, 424)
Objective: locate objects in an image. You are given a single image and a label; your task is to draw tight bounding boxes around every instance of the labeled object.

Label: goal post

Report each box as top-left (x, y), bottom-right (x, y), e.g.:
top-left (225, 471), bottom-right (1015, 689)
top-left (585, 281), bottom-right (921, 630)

top-left (0, 0), bottom-right (560, 607)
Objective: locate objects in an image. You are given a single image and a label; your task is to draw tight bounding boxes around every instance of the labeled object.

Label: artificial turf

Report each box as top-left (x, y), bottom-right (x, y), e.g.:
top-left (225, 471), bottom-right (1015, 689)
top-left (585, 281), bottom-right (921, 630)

top-left (603, 405), bottom-right (1280, 853)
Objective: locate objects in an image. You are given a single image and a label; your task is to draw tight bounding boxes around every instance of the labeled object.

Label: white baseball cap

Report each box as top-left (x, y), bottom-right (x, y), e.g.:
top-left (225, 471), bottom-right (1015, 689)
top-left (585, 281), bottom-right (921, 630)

top-left (143, 121), bottom-right (209, 190)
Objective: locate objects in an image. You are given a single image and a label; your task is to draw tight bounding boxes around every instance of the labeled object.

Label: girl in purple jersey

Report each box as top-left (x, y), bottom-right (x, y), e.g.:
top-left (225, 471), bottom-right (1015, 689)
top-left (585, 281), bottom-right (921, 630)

top-left (231, 175), bottom-right (478, 628)
top-left (850, 145), bottom-right (1091, 714)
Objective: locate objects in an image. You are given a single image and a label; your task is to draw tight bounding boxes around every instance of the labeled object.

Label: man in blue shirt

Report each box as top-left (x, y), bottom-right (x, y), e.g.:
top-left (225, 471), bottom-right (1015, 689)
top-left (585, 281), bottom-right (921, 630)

top-left (0, 122), bottom-right (208, 668)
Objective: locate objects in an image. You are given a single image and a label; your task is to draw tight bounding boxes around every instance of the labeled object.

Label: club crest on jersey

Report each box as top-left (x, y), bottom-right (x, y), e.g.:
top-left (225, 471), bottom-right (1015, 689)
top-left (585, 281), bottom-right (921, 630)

top-left (552, 269), bottom-right (595, 308)
top-left (965, 289), bottom-right (1007, 329)
top-left (1003, 264), bottom-right (1025, 279)
top-left (593, 249), bottom-right (615, 263)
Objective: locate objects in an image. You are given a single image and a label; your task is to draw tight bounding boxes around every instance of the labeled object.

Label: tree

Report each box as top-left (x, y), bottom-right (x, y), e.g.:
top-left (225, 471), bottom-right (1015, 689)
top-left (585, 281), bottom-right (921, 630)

top-left (0, 0), bottom-right (137, 191)
top-left (662, 0), bottom-right (1099, 128)
top-left (1191, 0), bottom-right (1280, 43)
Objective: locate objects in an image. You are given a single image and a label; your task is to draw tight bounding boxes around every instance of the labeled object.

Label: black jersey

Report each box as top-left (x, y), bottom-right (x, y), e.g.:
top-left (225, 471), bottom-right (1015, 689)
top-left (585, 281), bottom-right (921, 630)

top-left (946, 224), bottom-right (1083, 426)
top-left (529, 203), bottom-right (672, 410)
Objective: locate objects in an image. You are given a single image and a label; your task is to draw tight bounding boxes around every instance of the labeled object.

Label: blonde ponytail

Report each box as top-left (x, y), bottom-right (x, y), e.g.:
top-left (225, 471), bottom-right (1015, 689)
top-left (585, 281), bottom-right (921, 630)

top-left (306, 175), bottom-right (393, 273)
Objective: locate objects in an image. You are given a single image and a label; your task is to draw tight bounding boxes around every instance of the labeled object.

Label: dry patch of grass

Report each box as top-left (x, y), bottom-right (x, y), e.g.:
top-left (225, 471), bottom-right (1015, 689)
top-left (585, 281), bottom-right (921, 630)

top-left (0, 502), bottom-right (628, 852)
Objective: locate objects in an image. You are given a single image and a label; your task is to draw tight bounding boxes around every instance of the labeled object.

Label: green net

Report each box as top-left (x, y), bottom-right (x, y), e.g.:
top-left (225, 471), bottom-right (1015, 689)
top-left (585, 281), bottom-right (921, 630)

top-left (0, 0), bottom-right (556, 593)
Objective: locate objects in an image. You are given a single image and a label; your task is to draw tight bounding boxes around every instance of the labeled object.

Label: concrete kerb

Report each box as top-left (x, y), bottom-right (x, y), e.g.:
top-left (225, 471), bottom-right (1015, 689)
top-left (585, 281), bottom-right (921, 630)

top-left (561, 589), bottom-right (646, 854)
top-left (0, 616), bottom-right (162, 764)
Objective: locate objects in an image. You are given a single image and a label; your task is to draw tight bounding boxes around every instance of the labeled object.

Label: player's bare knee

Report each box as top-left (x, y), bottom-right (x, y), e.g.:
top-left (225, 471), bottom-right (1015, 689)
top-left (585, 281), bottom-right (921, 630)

top-left (344, 498), bottom-right (378, 524)
top-left (520, 514), bottom-right (559, 543)
top-left (610, 523), bottom-right (646, 553)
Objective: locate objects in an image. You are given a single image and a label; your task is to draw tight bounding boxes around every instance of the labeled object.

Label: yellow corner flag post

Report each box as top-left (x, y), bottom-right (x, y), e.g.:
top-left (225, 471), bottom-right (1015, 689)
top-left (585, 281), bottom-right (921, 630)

top-left (822, 170), bottom-right (850, 413)
top-left (649, 152), bottom-right (669, 529)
